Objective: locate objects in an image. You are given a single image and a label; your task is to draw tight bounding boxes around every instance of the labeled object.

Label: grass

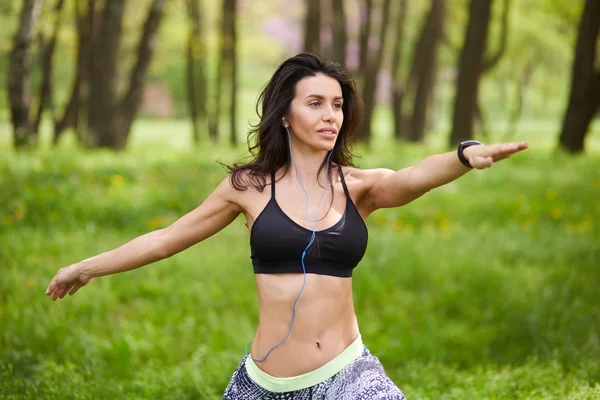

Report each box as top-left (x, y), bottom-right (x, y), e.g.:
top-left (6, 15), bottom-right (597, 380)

top-left (1, 119), bottom-right (599, 399)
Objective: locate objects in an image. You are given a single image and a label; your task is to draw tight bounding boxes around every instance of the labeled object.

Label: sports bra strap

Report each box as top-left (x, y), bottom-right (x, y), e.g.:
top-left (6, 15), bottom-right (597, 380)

top-left (338, 166), bottom-right (350, 198)
top-left (270, 171), bottom-right (276, 198)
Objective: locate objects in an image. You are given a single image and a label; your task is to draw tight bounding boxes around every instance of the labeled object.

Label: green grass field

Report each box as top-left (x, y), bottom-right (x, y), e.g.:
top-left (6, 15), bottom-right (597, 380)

top-left (1, 119), bottom-right (599, 399)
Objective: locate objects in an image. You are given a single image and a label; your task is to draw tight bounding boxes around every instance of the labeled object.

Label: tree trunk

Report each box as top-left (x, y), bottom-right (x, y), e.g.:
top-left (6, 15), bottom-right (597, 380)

top-left (357, 0), bottom-right (373, 81)
top-left (482, 0), bottom-right (510, 73)
top-left (54, 0), bottom-right (95, 146)
top-left (408, 0), bottom-right (445, 142)
top-left (35, 0), bottom-right (66, 138)
top-left (8, 0), bottom-right (43, 149)
top-left (119, 0), bottom-right (167, 147)
top-left (186, 0), bottom-right (208, 145)
top-left (303, 0), bottom-right (321, 55)
top-left (391, 0), bottom-right (408, 140)
top-left (449, 0), bottom-right (494, 147)
top-left (473, 0), bottom-right (510, 139)
top-left (558, 0), bottom-right (600, 154)
top-left (358, 0), bottom-right (392, 142)
top-left (226, 0), bottom-right (238, 146)
top-left (87, 0), bottom-right (125, 148)
top-left (503, 63), bottom-right (533, 141)
top-left (331, 0), bottom-right (347, 67)
top-left (214, 0), bottom-right (238, 146)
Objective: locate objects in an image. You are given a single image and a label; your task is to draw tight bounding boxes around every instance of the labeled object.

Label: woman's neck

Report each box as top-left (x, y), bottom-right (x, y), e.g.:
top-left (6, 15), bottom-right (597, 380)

top-left (287, 146), bottom-right (333, 182)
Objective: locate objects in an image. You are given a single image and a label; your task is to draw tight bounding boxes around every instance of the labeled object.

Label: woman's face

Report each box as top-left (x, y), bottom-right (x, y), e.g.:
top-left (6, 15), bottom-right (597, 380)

top-left (285, 73), bottom-right (344, 153)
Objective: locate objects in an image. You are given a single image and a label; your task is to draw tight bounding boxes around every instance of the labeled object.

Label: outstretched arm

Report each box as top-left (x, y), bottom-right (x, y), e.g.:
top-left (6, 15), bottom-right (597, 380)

top-left (362, 141), bottom-right (529, 212)
top-left (46, 177), bottom-right (242, 300)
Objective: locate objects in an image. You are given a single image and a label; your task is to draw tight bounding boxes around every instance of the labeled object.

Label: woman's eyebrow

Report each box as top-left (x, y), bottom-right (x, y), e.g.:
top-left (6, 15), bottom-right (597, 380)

top-left (304, 94), bottom-right (344, 101)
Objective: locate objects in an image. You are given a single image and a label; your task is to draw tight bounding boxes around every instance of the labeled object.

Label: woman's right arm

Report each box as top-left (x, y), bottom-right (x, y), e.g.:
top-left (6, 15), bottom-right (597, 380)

top-left (46, 176), bottom-right (243, 300)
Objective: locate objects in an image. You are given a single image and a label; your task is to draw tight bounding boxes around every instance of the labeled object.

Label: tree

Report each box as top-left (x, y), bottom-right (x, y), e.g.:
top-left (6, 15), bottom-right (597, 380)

top-left (558, 0), bottom-right (600, 153)
top-left (213, 0), bottom-right (238, 145)
top-left (186, 0), bottom-right (208, 145)
top-left (53, 0), bottom-right (96, 146)
top-left (407, 0), bottom-right (445, 142)
top-left (331, 0), bottom-right (347, 67)
top-left (357, 0), bottom-right (392, 142)
top-left (33, 0), bottom-right (67, 139)
top-left (86, 0), bottom-right (166, 149)
top-left (475, 0), bottom-right (511, 140)
top-left (449, 0), bottom-right (495, 147)
top-left (8, 0), bottom-right (43, 149)
top-left (357, 0), bottom-right (373, 81)
top-left (390, 0), bottom-right (409, 140)
top-left (303, 0), bottom-right (321, 55)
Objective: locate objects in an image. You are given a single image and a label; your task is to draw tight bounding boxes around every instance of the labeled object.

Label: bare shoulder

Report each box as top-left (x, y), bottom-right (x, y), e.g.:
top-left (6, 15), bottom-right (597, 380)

top-left (338, 166), bottom-right (395, 209)
top-left (220, 168), bottom-right (268, 211)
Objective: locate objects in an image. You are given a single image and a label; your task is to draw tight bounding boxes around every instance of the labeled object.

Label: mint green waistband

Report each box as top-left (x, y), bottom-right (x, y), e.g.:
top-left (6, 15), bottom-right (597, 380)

top-left (245, 334), bottom-right (363, 393)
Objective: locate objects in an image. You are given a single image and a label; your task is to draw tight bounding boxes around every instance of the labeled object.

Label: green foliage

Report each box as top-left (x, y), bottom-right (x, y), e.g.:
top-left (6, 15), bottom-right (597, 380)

top-left (1, 121), bottom-right (599, 398)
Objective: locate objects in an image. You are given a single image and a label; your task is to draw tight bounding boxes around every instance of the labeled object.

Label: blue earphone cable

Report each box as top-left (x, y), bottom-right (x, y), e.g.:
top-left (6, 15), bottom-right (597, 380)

top-left (244, 126), bottom-right (334, 362)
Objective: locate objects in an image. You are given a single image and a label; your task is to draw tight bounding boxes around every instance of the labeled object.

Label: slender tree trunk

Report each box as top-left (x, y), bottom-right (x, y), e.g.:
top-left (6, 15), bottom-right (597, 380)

top-left (303, 0), bottom-right (321, 55)
top-left (391, 0), bottom-right (408, 140)
top-left (8, 0), bottom-right (43, 149)
top-left (503, 63), bottom-right (533, 141)
top-left (358, 0), bottom-right (392, 142)
top-left (87, 0), bottom-right (125, 148)
top-left (449, 0), bottom-right (494, 147)
top-left (119, 0), bottom-right (167, 147)
top-left (214, 0), bottom-right (237, 146)
top-left (474, 0), bottom-right (510, 139)
top-left (408, 0), bottom-right (445, 142)
top-left (227, 0), bottom-right (238, 145)
top-left (34, 0), bottom-right (66, 137)
top-left (331, 0), bottom-right (347, 67)
top-left (357, 0), bottom-right (373, 78)
top-left (186, 0), bottom-right (208, 145)
top-left (482, 0), bottom-right (510, 73)
top-left (54, 0), bottom-right (95, 146)
top-left (558, 0), bottom-right (600, 153)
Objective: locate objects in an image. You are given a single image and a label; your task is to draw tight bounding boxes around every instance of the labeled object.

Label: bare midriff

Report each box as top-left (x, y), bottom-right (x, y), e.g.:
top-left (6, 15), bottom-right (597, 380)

top-left (251, 272), bottom-right (360, 378)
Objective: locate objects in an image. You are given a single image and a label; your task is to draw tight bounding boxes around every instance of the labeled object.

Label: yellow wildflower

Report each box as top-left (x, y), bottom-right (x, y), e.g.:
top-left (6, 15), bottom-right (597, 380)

top-left (111, 174), bottom-right (125, 187)
top-left (439, 218), bottom-right (450, 231)
top-left (551, 208), bottom-right (562, 220)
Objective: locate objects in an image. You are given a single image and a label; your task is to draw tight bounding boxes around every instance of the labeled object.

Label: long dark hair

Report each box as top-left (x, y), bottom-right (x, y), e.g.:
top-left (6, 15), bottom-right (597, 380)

top-left (226, 53), bottom-right (363, 191)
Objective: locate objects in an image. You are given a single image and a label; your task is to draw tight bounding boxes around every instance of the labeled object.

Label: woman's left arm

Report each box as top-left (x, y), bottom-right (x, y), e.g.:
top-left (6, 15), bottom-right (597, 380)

top-left (362, 141), bottom-right (529, 212)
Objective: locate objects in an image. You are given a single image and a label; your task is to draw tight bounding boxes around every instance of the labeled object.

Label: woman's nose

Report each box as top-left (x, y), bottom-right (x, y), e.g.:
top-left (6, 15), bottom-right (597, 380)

top-left (322, 106), bottom-right (336, 122)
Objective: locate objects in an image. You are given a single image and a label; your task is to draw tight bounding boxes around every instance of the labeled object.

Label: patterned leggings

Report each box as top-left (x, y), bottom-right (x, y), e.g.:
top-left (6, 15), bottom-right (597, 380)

top-left (222, 346), bottom-right (406, 399)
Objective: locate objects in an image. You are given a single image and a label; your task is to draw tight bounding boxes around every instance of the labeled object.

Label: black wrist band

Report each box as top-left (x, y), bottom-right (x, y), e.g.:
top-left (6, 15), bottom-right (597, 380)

top-left (457, 140), bottom-right (483, 168)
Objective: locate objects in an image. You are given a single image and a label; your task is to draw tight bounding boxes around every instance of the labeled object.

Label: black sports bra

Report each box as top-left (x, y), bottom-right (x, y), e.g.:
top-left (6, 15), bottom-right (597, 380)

top-left (250, 166), bottom-right (368, 278)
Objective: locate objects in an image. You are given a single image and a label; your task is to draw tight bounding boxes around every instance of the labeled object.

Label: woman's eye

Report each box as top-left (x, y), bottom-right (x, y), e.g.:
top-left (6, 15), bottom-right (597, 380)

top-left (309, 102), bottom-right (321, 107)
top-left (334, 103), bottom-right (343, 109)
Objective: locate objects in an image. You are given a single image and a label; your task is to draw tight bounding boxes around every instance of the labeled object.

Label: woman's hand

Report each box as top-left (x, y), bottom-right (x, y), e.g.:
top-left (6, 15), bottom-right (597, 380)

top-left (463, 141), bottom-right (529, 169)
top-left (46, 263), bottom-right (93, 301)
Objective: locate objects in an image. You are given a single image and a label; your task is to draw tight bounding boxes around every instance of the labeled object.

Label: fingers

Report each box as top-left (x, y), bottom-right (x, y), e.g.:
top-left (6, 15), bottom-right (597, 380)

top-left (53, 284), bottom-right (72, 300)
top-left (46, 280), bottom-right (56, 296)
top-left (48, 280), bottom-right (73, 301)
top-left (472, 156), bottom-right (493, 169)
top-left (68, 284), bottom-right (82, 296)
top-left (488, 142), bottom-right (529, 161)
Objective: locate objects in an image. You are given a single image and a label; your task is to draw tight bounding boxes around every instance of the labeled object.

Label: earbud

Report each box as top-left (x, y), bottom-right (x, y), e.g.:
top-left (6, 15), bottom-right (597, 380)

top-left (281, 117), bottom-right (289, 128)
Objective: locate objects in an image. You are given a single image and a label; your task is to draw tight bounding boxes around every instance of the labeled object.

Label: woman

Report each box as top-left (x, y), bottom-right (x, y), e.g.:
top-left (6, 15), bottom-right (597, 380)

top-left (46, 53), bottom-right (528, 399)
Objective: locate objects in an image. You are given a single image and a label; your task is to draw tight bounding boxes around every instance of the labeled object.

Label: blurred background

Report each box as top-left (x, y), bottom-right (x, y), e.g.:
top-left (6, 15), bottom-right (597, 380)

top-left (1, 0), bottom-right (598, 151)
top-left (1, 0), bottom-right (599, 399)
